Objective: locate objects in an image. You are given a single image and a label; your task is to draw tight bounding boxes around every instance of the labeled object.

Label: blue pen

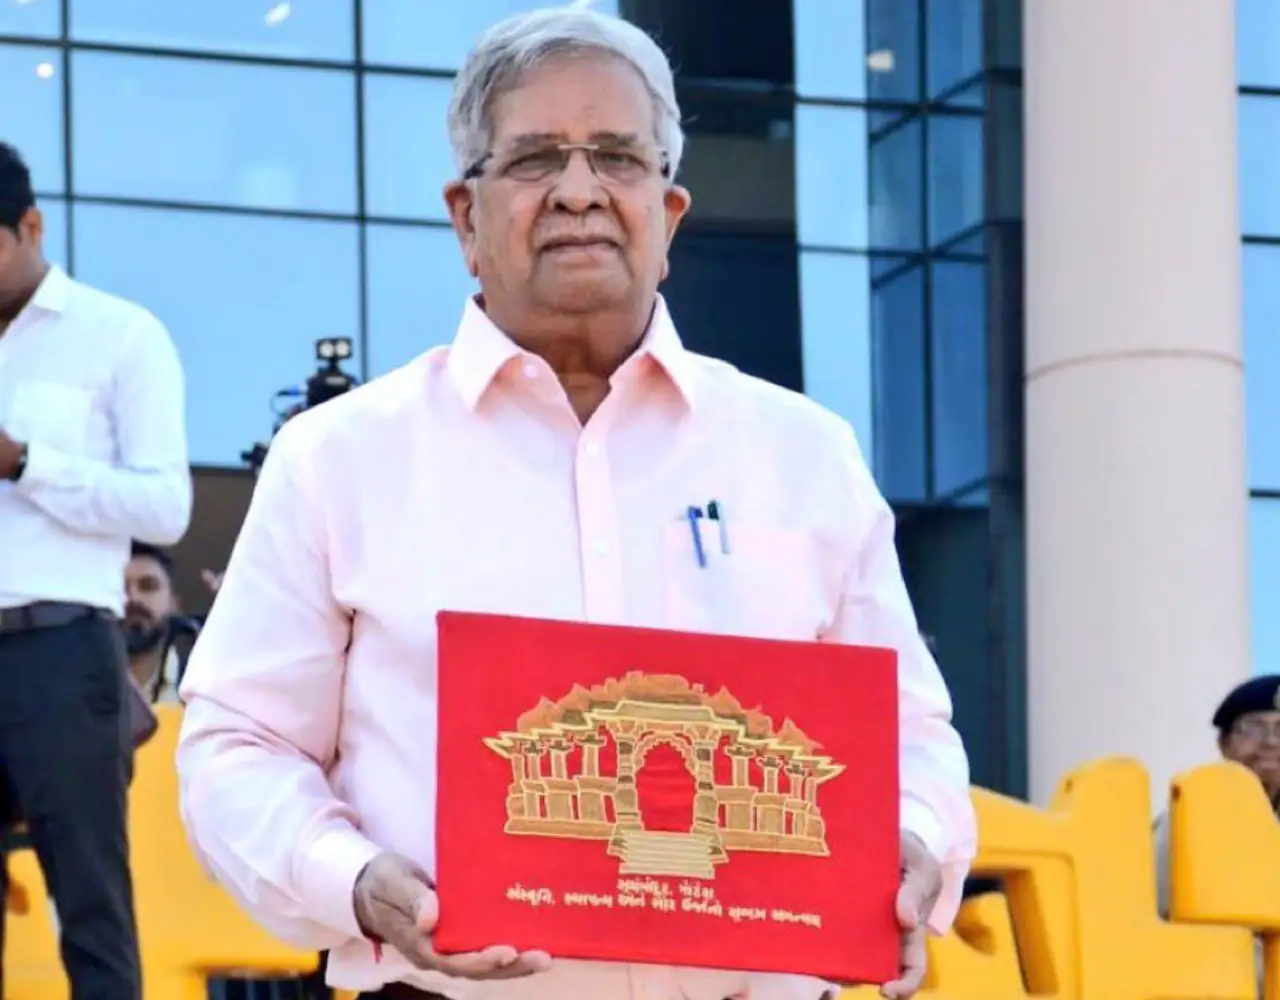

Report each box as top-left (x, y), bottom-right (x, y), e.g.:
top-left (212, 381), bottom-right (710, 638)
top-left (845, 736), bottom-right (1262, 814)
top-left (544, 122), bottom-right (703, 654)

top-left (707, 500), bottom-right (729, 554)
top-left (686, 505), bottom-right (706, 568)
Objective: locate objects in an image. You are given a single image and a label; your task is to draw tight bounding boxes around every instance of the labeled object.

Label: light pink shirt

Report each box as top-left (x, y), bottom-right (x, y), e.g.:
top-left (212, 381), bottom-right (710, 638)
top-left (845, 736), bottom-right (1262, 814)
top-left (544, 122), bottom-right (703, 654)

top-left (177, 296), bottom-right (976, 1000)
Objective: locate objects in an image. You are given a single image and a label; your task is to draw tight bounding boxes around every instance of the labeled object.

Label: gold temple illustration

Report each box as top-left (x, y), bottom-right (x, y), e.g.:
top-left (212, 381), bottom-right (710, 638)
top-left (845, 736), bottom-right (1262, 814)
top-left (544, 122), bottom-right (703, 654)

top-left (483, 673), bottom-right (845, 879)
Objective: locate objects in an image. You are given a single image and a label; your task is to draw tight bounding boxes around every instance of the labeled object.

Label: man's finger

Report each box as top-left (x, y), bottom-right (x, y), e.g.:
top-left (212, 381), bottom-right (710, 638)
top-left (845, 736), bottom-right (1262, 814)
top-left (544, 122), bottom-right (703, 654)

top-left (880, 926), bottom-right (927, 1000)
top-left (895, 871), bottom-right (928, 929)
top-left (429, 946), bottom-right (552, 980)
top-left (377, 867), bottom-right (436, 919)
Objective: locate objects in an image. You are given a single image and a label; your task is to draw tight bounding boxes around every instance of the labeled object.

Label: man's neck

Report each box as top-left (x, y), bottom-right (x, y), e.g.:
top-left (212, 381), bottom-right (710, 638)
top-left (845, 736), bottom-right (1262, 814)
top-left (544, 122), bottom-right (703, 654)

top-left (0, 261), bottom-right (51, 328)
top-left (484, 296), bottom-right (655, 424)
top-left (130, 647), bottom-right (165, 692)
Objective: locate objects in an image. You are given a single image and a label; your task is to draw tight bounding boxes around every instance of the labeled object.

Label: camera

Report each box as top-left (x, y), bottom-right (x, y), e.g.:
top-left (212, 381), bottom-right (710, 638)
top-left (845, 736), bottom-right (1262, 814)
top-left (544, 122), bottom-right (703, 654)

top-left (240, 337), bottom-right (359, 474)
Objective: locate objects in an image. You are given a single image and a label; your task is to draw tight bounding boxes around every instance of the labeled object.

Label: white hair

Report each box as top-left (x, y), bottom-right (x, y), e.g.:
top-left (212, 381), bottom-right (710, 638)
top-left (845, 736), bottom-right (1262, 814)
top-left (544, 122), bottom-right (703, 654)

top-left (446, 1), bottom-right (685, 180)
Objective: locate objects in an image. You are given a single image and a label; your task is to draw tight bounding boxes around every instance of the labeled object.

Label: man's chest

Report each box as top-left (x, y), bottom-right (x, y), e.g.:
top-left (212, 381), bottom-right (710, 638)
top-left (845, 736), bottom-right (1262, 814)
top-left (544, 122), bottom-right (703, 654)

top-left (331, 418), bottom-right (851, 673)
top-left (0, 325), bottom-right (114, 459)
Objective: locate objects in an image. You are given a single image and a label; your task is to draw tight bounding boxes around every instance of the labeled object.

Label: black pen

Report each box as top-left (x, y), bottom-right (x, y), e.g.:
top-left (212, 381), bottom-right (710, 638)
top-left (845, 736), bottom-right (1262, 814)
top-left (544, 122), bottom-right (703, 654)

top-left (706, 500), bottom-right (729, 555)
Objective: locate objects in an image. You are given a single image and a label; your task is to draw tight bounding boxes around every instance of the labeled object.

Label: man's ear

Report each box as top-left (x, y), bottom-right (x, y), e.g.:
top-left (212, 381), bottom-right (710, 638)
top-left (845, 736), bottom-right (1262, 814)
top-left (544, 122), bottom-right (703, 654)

top-left (444, 181), bottom-right (480, 278)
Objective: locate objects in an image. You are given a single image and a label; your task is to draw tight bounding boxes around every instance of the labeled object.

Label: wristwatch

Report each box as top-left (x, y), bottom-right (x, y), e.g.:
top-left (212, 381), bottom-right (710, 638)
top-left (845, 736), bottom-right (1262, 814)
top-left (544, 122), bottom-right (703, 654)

top-left (7, 442), bottom-right (27, 482)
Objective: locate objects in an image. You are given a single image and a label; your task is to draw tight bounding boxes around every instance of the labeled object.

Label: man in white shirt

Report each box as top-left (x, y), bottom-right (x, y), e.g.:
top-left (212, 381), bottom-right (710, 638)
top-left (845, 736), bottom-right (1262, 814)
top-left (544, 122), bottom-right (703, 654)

top-left (0, 142), bottom-right (192, 1000)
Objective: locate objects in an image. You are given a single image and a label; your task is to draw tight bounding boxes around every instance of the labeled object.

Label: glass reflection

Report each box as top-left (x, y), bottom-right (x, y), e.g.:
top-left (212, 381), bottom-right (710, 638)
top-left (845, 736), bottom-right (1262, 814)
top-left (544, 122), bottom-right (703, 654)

top-left (1244, 245), bottom-right (1280, 489)
top-left (872, 262), bottom-right (926, 502)
top-left (363, 75), bottom-right (456, 221)
top-left (0, 45), bottom-right (64, 193)
top-left (796, 105), bottom-right (922, 251)
top-left (1238, 0), bottom-right (1280, 88)
top-left (799, 251), bottom-right (873, 453)
top-left (930, 260), bottom-right (987, 495)
top-left (926, 0), bottom-right (982, 98)
top-left (365, 224), bottom-right (476, 376)
top-left (0, 0), bottom-right (59, 39)
top-left (37, 196), bottom-right (67, 270)
top-left (69, 0), bottom-right (354, 60)
top-left (927, 112), bottom-right (983, 246)
top-left (1250, 498), bottom-right (1280, 675)
top-left (1240, 96), bottom-right (1280, 237)
top-left (794, 0), bottom-right (919, 101)
top-left (363, 0), bottom-right (618, 70)
top-left (73, 203), bottom-right (361, 466)
top-left (72, 52), bottom-right (357, 213)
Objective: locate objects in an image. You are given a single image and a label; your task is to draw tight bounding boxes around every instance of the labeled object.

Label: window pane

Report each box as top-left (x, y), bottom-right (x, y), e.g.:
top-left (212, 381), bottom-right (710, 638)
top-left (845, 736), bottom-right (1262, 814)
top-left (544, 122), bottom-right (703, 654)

top-left (0, 0), bottom-right (59, 39)
top-left (363, 75), bottom-right (455, 221)
top-left (0, 45), bottom-right (63, 194)
top-left (794, 0), bottom-right (918, 101)
top-left (1244, 245), bottom-right (1280, 490)
top-left (72, 204), bottom-right (360, 466)
top-left (1250, 497), bottom-right (1280, 674)
top-left (926, 0), bottom-right (982, 98)
top-left (38, 196), bottom-right (66, 270)
top-left (797, 105), bottom-right (922, 251)
top-left (366, 224), bottom-right (476, 376)
top-left (928, 112), bottom-right (984, 245)
top-left (872, 263), bottom-right (926, 502)
top-left (1240, 96), bottom-right (1280, 238)
top-left (930, 260), bottom-right (987, 494)
top-left (68, 0), bottom-right (354, 60)
top-left (72, 52), bottom-right (357, 213)
top-left (1238, 0), bottom-right (1280, 88)
top-left (799, 251), bottom-right (873, 453)
top-left (363, 0), bottom-right (617, 70)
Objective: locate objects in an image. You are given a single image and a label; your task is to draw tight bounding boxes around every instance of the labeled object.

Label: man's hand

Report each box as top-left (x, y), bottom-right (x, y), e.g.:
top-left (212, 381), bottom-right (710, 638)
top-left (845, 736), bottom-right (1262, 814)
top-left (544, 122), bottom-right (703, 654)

top-left (881, 831), bottom-right (942, 1000)
top-left (0, 431), bottom-right (23, 480)
top-left (201, 569), bottom-right (224, 595)
top-left (353, 852), bottom-right (552, 980)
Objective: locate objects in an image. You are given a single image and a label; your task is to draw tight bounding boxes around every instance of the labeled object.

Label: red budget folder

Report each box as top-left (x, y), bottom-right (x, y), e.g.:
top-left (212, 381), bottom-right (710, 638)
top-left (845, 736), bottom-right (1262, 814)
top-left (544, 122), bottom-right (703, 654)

top-left (433, 612), bottom-right (900, 984)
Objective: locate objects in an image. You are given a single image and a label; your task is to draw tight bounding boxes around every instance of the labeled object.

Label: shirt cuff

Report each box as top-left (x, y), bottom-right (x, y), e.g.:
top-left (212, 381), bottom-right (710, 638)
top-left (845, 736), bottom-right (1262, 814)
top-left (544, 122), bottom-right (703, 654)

top-left (295, 826), bottom-right (383, 940)
top-left (900, 796), bottom-right (947, 861)
top-left (14, 441), bottom-right (72, 493)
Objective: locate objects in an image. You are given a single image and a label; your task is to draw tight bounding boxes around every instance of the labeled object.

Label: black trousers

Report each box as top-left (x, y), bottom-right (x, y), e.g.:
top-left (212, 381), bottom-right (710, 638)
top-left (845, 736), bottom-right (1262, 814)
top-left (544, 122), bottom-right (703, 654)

top-left (0, 611), bottom-right (140, 1000)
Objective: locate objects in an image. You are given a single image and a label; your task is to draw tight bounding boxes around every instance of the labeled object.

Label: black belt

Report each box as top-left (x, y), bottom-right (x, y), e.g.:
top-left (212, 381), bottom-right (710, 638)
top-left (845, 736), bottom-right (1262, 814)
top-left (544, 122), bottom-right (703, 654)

top-left (0, 602), bottom-right (101, 636)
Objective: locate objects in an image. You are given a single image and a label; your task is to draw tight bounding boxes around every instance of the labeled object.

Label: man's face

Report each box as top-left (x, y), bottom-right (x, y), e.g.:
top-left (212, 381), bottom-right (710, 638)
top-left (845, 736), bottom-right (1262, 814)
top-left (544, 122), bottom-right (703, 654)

top-left (1220, 710), bottom-right (1280, 796)
top-left (444, 53), bottom-right (691, 317)
top-left (123, 555), bottom-right (177, 654)
top-left (0, 208), bottom-right (44, 313)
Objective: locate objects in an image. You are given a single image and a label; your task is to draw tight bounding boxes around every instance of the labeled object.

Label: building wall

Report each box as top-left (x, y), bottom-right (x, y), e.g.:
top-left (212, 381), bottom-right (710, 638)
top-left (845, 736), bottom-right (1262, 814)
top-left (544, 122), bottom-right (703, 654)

top-left (1238, 0), bottom-right (1280, 676)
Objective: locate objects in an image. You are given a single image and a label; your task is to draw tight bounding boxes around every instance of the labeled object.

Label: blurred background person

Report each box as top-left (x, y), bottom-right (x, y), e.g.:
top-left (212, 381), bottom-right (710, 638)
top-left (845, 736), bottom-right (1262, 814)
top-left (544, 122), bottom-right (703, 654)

top-left (123, 541), bottom-right (189, 704)
top-left (0, 140), bottom-right (191, 1000)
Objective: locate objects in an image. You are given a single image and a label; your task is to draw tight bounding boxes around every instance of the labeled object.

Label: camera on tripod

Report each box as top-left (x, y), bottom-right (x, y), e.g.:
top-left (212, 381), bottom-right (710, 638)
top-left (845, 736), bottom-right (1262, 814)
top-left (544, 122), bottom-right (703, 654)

top-left (241, 337), bottom-right (359, 474)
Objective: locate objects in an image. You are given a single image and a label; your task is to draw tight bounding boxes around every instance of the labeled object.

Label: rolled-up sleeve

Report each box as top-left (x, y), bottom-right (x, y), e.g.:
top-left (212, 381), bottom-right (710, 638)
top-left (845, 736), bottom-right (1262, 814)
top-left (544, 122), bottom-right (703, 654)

top-left (821, 426), bottom-right (977, 934)
top-left (177, 418), bottom-right (381, 950)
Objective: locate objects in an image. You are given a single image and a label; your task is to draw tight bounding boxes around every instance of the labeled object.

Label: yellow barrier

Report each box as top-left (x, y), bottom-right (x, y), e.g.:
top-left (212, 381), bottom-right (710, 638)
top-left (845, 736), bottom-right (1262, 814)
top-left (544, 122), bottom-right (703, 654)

top-left (129, 705), bottom-right (319, 1000)
top-left (841, 757), bottom-right (1275, 1000)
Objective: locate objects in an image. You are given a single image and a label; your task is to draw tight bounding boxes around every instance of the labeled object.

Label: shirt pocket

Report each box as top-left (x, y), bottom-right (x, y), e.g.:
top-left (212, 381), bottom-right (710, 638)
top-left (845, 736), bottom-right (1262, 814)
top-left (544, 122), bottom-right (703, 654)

top-left (661, 519), bottom-right (825, 642)
top-left (7, 380), bottom-right (93, 455)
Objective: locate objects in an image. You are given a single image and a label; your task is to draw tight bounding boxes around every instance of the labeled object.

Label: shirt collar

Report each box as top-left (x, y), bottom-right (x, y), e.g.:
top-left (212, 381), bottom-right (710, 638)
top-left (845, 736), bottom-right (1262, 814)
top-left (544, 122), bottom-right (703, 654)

top-left (27, 265), bottom-right (71, 315)
top-left (446, 294), bottom-right (698, 411)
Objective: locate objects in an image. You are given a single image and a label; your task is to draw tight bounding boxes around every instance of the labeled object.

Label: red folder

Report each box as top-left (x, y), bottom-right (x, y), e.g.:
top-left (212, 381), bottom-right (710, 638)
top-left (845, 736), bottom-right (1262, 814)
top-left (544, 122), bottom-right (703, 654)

top-left (434, 612), bottom-right (900, 984)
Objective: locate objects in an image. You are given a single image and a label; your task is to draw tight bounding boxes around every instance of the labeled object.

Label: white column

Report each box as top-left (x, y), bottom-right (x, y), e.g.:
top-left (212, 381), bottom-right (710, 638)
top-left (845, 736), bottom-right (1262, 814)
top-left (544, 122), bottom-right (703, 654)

top-left (1023, 0), bottom-right (1250, 807)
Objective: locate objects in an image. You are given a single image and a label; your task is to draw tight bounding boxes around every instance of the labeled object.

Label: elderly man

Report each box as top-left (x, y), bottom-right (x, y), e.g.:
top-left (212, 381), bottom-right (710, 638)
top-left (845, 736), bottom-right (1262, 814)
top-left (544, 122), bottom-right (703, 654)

top-left (177, 7), bottom-right (976, 1000)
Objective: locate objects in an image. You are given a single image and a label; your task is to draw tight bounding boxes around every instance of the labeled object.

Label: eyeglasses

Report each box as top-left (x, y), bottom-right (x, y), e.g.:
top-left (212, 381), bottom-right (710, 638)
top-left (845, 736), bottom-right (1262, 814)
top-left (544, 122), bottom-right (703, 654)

top-left (463, 141), bottom-right (670, 186)
top-left (1233, 716), bottom-right (1280, 741)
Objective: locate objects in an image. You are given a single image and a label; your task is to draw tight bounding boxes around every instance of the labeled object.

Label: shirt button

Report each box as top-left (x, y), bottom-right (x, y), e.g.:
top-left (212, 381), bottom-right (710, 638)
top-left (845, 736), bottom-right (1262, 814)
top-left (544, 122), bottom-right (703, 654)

top-left (593, 540), bottom-right (609, 557)
top-left (522, 362), bottom-right (539, 379)
top-left (583, 442), bottom-right (601, 460)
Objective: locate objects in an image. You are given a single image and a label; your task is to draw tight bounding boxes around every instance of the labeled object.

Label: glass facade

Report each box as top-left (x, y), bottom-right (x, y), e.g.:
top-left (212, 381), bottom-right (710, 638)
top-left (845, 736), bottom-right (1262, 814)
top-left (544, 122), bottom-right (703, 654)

top-left (1239, 0), bottom-right (1280, 675)
top-left (0, 0), bottom-right (1028, 790)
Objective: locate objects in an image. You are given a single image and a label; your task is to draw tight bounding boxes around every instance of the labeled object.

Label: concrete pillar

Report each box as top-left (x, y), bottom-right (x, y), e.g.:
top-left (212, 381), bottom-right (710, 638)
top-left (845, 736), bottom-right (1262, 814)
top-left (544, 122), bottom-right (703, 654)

top-left (1023, 0), bottom-right (1250, 807)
